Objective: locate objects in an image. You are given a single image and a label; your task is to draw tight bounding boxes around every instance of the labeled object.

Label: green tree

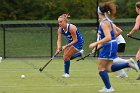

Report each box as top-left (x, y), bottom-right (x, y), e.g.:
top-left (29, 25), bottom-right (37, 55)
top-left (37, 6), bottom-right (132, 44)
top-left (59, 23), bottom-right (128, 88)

top-left (43, 0), bottom-right (97, 20)
top-left (0, 0), bottom-right (47, 20)
top-left (1, 0), bottom-right (139, 20)
top-left (116, 0), bottom-right (139, 18)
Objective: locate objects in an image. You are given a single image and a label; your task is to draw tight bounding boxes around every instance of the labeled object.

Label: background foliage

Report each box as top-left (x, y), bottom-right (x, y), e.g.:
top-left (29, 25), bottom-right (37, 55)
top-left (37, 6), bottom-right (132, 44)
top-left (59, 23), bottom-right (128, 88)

top-left (0, 0), bottom-right (139, 20)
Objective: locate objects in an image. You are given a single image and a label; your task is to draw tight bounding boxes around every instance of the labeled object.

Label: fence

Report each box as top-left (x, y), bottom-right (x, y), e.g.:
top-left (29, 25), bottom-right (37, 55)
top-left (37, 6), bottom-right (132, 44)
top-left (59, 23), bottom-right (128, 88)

top-left (0, 22), bottom-right (137, 58)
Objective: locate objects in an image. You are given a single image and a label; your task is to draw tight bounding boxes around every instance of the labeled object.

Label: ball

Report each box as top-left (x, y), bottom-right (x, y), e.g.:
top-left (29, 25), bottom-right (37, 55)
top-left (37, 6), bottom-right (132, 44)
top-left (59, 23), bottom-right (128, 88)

top-left (0, 57), bottom-right (2, 63)
top-left (21, 75), bottom-right (25, 79)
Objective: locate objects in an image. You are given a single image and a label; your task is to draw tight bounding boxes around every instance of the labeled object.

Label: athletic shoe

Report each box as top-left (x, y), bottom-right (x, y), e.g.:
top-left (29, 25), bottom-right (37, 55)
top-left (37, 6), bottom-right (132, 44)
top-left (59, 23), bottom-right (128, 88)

top-left (62, 73), bottom-right (70, 78)
top-left (116, 74), bottom-right (128, 78)
top-left (128, 58), bottom-right (139, 72)
top-left (79, 49), bottom-right (85, 58)
top-left (98, 87), bottom-right (115, 92)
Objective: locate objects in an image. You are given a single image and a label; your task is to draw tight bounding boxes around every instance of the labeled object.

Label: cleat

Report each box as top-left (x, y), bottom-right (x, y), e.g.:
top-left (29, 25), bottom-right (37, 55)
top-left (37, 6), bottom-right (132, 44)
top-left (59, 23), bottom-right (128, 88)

top-left (98, 86), bottom-right (115, 92)
top-left (128, 58), bottom-right (139, 72)
top-left (62, 73), bottom-right (70, 78)
top-left (79, 49), bottom-right (85, 58)
top-left (116, 74), bottom-right (128, 78)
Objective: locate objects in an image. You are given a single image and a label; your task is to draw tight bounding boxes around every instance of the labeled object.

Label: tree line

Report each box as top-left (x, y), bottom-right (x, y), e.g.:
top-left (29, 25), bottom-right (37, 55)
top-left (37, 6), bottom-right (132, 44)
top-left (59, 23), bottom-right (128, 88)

top-left (0, 0), bottom-right (139, 20)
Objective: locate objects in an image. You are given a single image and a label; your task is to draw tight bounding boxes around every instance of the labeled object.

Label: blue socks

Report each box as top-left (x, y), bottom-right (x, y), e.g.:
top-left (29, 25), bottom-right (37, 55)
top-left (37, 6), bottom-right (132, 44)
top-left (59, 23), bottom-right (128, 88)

top-left (111, 63), bottom-right (129, 72)
top-left (64, 61), bottom-right (70, 74)
top-left (64, 52), bottom-right (82, 74)
top-left (137, 60), bottom-right (140, 69)
top-left (99, 71), bottom-right (111, 89)
top-left (70, 52), bottom-right (81, 60)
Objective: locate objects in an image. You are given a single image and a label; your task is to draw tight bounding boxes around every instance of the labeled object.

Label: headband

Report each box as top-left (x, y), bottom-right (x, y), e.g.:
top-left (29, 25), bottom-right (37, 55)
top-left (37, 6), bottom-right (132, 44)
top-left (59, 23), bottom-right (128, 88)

top-left (98, 6), bottom-right (102, 13)
top-left (98, 6), bottom-right (112, 22)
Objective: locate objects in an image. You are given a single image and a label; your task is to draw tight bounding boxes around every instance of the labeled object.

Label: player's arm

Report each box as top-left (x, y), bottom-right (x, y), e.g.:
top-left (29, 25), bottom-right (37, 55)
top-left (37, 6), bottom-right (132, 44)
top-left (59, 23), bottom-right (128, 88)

top-left (113, 24), bottom-right (123, 37)
top-left (97, 22), bottom-right (112, 44)
top-left (89, 22), bottom-right (111, 48)
top-left (56, 27), bottom-right (62, 52)
top-left (96, 34), bottom-right (103, 49)
top-left (128, 15), bottom-right (140, 36)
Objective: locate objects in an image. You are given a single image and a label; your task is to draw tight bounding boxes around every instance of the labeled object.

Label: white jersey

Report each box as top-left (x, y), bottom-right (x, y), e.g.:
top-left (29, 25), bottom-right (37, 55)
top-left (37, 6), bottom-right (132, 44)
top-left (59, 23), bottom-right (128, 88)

top-left (97, 34), bottom-right (126, 44)
top-left (116, 35), bottom-right (126, 44)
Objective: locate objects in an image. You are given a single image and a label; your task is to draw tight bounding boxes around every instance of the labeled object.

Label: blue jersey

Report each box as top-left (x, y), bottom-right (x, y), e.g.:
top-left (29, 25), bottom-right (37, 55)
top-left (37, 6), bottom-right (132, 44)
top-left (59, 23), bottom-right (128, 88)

top-left (60, 23), bottom-right (84, 50)
top-left (98, 19), bottom-right (118, 60)
top-left (98, 19), bottom-right (116, 40)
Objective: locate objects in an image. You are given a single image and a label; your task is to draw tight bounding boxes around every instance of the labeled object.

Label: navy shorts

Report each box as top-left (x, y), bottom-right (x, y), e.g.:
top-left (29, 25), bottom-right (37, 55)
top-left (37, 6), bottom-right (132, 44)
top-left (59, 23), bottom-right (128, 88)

top-left (117, 43), bottom-right (125, 53)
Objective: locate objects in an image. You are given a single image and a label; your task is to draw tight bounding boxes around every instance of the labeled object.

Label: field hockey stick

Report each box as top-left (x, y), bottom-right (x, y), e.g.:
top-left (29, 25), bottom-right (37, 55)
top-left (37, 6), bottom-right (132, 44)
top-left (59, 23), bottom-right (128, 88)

top-left (128, 35), bottom-right (140, 41)
top-left (76, 46), bottom-right (98, 61)
top-left (39, 50), bottom-right (62, 72)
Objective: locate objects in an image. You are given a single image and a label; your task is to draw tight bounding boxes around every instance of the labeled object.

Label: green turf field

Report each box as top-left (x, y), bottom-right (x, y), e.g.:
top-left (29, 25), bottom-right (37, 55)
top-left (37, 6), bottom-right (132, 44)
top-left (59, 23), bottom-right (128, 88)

top-left (0, 58), bottom-right (139, 93)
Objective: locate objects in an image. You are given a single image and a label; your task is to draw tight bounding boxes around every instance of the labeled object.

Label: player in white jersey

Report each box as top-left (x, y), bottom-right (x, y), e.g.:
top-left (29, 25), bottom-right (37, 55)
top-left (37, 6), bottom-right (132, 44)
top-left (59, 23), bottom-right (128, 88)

top-left (114, 35), bottom-right (129, 78)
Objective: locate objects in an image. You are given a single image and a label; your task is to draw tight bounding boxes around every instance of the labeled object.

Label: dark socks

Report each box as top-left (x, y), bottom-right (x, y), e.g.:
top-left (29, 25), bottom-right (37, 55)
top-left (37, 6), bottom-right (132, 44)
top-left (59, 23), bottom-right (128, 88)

top-left (64, 61), bottom-right (70, 74)
top-left (99, 70), bottom-right (111, 89)
top-left (70, 52), bottom-right (81, 60)
top-left (111, 63), bottom-right (129, 72)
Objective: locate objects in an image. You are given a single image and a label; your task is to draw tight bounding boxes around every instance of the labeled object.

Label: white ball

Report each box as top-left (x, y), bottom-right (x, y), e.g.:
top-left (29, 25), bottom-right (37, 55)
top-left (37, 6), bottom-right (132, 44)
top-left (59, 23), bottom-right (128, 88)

top-left (21, 75), bottom-right (25, 79)
top-left (0, 57), bottom-right (2, 63)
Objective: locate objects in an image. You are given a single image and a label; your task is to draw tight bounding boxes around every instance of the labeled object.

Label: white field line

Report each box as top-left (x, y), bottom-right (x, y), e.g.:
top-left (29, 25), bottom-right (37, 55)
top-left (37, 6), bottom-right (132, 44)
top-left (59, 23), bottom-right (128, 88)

top-left (0, 83), bottom-right (140, 88)
top-left (0, 85), bottom-right (16, 88)
top-left (0, 69), bottom-right (92, 72)
top-left (40, 83), bottom-right (140, 87)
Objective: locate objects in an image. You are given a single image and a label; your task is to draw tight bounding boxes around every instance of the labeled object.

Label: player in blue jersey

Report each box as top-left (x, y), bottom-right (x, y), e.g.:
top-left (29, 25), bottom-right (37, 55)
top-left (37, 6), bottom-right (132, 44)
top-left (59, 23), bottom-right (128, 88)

top-left (89, 2), bottom-right (139, 92)
top-left (97, 32), bottom-right (130, 78)
top-left (56, 13), bottom-right (84, 78)
top-left (127, 1), bottom-right (140, 80)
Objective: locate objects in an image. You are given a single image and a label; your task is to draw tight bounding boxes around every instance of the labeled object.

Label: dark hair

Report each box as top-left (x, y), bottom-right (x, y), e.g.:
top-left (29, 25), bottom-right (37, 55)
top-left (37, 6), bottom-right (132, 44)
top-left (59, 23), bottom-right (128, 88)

top-left (99, 1), bottom-right (116, 18)
top-left (136, 1), bottom-right (140, 8)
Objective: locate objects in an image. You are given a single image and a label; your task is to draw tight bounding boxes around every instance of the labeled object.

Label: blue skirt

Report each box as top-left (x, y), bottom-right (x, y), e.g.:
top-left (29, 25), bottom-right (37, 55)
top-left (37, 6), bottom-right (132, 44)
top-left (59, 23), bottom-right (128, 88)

top-left (67, 40), bottom-right (84, 50)
top-left (98, 40), bottom-right (118, 60)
